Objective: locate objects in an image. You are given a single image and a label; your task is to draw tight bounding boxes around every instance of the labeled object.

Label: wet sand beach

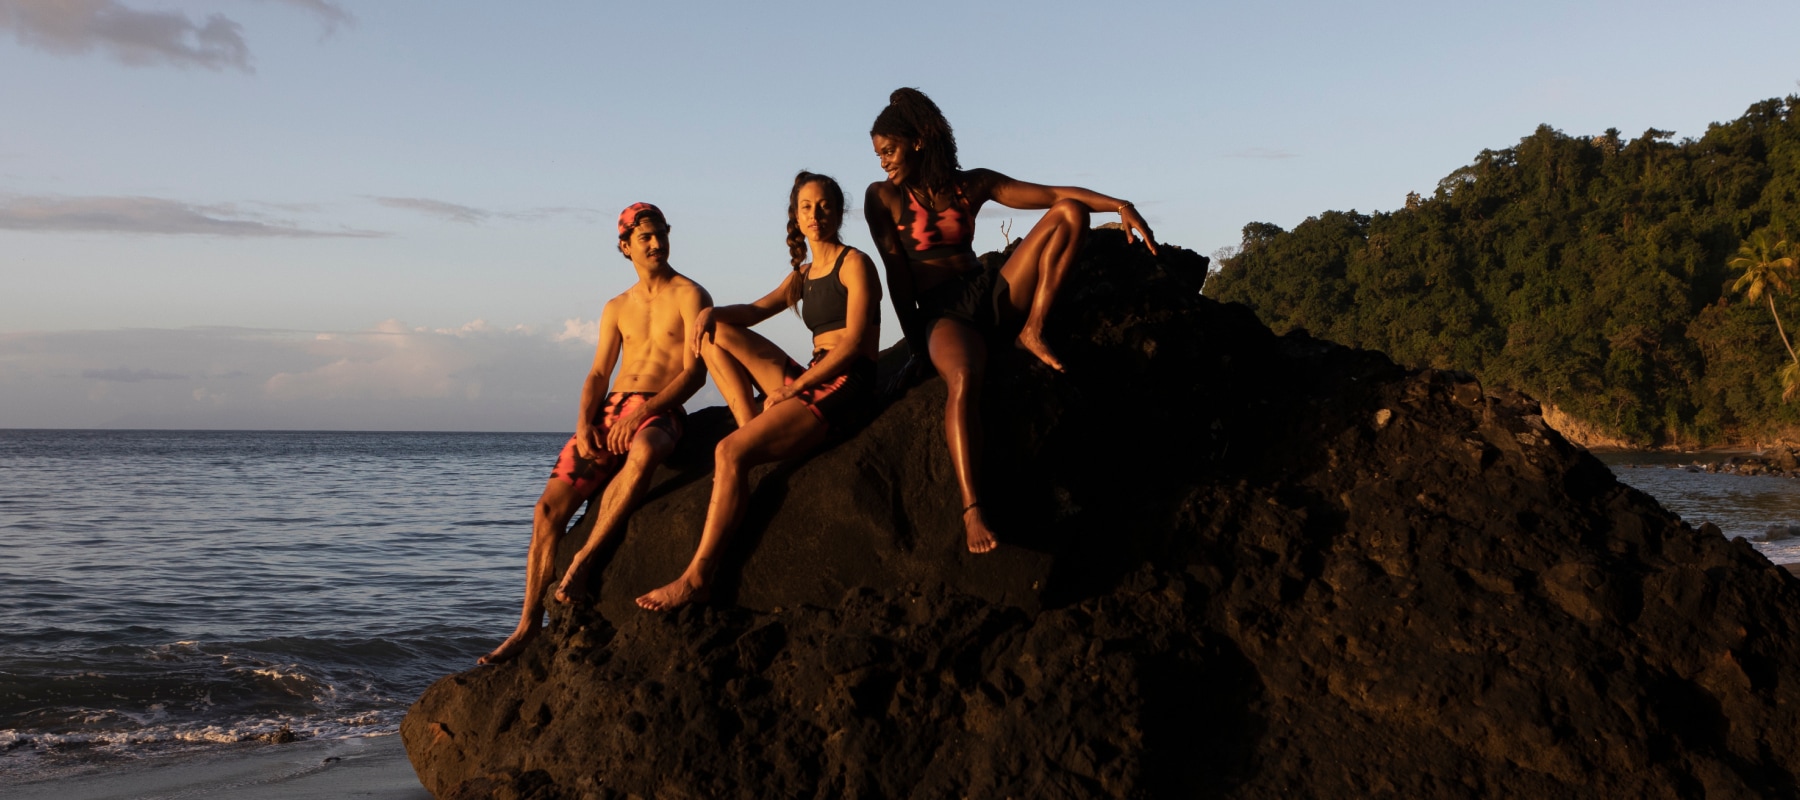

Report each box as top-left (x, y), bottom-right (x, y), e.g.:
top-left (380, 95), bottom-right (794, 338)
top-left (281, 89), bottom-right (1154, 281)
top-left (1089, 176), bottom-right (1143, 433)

top-left (6, 735), bottom-right (429, 800)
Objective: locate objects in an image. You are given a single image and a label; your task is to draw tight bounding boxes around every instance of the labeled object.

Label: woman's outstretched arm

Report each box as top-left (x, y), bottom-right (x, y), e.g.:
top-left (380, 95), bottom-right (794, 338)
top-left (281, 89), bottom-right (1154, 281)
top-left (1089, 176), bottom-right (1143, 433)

top-left (976, 169), bottom-right (1159, 255)
top-left (691, 272), bottom-right (797, 357)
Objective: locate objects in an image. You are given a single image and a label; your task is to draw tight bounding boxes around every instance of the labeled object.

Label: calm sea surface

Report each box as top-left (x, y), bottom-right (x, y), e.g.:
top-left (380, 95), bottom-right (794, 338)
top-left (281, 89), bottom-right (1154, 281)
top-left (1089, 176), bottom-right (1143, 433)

top-left (1599, 451), bottom-right (1800, 563)
top-left (2, 431), bottom-right (1799, 783)
top-left (0, 430), bottom-right (558, 781)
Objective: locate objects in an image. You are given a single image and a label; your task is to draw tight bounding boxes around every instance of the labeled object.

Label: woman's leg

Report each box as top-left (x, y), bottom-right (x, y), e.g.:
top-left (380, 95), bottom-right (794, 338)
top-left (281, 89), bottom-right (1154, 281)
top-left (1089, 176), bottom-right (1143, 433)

top-left (997, 198), bottom-right (1090, 371)
top-left (636, 396), bottom-right (829, 610)
top-left (703, 323), bottom-right (796, 427)
top-left (928, 317), bottom-right (998, 553)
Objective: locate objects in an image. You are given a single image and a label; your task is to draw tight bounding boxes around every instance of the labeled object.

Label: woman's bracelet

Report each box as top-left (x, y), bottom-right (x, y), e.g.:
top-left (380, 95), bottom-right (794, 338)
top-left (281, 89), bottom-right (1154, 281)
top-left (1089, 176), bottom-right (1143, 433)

top-left (1117, 202), bottom-right (1135, 213)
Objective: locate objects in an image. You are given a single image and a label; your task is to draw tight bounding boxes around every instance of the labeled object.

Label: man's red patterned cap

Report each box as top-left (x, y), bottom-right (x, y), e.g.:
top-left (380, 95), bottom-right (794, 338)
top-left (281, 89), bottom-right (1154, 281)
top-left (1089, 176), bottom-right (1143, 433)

top-left (617, 202), bottom-right (666, 238)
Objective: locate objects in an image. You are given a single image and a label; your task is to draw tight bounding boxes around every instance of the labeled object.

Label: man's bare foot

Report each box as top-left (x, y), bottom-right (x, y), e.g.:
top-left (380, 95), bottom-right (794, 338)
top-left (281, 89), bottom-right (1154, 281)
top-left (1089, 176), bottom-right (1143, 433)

top-left (553, 560), bottom-right (593, 605)
top-left (477, 625), bottom-right (538, 665)
top-left (963, 503), bottom-right (998, 554)
top-left (635, 576), bottom-right (709, 611)
top-left (1015, 329), bottom-right (1065, 372)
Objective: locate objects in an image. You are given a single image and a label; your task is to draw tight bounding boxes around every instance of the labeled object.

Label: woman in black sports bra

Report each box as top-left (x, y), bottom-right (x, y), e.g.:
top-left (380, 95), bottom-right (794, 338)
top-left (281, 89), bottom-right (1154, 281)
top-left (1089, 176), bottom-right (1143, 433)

top-left (864, 87), bottom-right (1159, 554)
top-left (636, 171), bottom-right (881, 611)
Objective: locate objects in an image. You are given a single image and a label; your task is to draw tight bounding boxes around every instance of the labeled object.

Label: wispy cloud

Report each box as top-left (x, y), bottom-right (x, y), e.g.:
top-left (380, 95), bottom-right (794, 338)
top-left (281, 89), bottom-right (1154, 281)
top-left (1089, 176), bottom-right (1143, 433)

top-left (0, 0), bottom-right (352, 71)
top-left (261, 0), bottom-right (352, 36)
top-left (369, 197), bottom-right (604, 226)
top-left (1226, 147), bottom-right (1300, 160)
top-left (370, 196), bottom-right (491, 225)
top-left (0, 0), bottom-right (252, 71)
top-left (503, 206), bottom-right (604, 224)
top-left (0, 321), bottom-right (720, 430)
top-left (81, 366), bottom-right (187, 382)
top-left (0, 194), bottom-right (385, 237)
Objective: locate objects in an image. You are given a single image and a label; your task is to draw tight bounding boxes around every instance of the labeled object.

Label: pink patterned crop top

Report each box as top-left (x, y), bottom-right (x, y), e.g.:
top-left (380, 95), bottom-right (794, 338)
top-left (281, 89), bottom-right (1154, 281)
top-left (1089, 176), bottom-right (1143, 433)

top-left (897, 187), bottom-right (977, 262)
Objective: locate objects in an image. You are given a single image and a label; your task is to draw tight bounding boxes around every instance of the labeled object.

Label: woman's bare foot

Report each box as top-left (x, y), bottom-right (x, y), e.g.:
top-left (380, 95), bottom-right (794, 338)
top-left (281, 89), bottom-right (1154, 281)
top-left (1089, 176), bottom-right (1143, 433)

top-left (636, 575), bottom-right (710, 611)
top-left (477, 624), bottom-right (538, 665)
top-left (553, 560), bottom-right (593, 605)
top-left (1015, 328), bottom-right (1065, 372)
top-left (963, 503), bottom-right (998, 554)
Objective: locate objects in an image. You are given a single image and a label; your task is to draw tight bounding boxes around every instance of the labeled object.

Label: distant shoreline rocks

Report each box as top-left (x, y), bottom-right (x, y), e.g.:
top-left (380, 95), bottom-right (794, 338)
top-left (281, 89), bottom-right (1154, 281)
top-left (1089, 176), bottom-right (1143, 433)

top-left (1670, 447), bottom-right (1800, 478)
top-left (1606, 445), bottom-right (1800, 478)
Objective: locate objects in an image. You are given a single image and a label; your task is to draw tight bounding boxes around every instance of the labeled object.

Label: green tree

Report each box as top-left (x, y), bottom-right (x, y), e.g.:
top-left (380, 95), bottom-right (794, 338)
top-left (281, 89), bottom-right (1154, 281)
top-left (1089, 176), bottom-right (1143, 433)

top-left (1205, 96), bottom-right (1800, 443)
top-left (1727, 229), bottom-right (1800, 399)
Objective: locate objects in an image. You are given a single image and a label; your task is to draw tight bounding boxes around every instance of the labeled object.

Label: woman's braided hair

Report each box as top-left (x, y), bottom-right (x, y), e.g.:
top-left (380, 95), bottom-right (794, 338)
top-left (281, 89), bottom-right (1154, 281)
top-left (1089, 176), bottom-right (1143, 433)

top-left (870, 87), bottom-right (959, 193)
top-left (784, 171), bottom-right (846, 312)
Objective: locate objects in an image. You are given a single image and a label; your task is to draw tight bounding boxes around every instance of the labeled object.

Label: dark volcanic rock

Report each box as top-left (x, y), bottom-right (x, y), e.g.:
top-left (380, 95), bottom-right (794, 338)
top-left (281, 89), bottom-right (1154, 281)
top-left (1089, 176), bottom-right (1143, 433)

top-left (404, 231), bottom-right (1800, 798)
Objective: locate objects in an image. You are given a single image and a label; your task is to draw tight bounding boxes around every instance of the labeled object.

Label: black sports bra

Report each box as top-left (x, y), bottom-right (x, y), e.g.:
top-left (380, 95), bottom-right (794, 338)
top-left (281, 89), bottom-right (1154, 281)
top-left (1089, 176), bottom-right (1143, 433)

top-left (802, 248), bottom-right (858, 336)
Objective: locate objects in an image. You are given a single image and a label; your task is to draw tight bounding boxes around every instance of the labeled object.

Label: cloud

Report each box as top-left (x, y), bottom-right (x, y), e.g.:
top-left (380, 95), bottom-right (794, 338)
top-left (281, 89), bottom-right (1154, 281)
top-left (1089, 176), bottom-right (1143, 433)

top-left (370, 196), bottom-right (491, 225)
top-left (0, 0), bottom-right (252, 72)
top-left (1226, 147), bottom-right (1300, 160)
top-left (81, 366), bottom-right (187, 382)
top-left (0, 319), bottom-right (734, 430)
top-left (554, 318), bottom-right (600, 345)
top-left (503, 206), bottom-right (605, 224)
top-left (0, 194), bottom-right (385, 237)
top-left (0, 323), bottom-right (599, 430)
top-left (261, 0), bottom-right (352, 36)
top-left (369, 197), bottom-right (605, 226)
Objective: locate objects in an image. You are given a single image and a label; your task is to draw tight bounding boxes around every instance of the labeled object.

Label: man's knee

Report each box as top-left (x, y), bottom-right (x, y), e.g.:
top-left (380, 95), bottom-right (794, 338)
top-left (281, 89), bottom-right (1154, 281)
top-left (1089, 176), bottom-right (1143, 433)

top-left (623, 429), bottom-right (676, 473)
top-left (535, 485), bottom-right (582, 527)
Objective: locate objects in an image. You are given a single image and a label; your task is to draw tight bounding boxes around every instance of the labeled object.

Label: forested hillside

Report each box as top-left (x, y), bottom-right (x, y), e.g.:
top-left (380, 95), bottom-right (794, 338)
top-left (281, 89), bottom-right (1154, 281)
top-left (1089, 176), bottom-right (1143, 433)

top-left (1205, 97), bottom-right (1800, 447)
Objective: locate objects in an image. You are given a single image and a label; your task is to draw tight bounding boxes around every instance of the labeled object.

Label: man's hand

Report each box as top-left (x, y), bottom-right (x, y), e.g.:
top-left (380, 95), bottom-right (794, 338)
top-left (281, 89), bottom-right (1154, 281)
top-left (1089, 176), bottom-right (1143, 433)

top-left (606, 406), bottom-right (649, 454)
top-left (689, 306), bottom-right (716, 357)
top-left (575, 423), bottom-right (603, 460)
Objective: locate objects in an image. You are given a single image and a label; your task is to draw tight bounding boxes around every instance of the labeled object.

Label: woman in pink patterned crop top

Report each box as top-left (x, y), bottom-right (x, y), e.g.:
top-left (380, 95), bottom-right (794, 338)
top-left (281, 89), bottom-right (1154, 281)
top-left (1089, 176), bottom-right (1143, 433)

top-left (863, 87), bottom-right (1159, 555)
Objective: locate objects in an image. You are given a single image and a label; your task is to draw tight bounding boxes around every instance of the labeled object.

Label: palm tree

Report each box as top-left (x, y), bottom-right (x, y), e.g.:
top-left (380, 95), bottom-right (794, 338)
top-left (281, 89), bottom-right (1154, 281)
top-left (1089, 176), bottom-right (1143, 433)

top-left (1728, 229), bottom-right (1800, 401)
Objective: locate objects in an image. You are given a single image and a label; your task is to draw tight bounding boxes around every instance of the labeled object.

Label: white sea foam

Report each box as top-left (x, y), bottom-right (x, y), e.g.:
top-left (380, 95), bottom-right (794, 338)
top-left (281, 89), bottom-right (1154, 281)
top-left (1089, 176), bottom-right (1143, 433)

top-left (0, 431), bottom-right (547, 780)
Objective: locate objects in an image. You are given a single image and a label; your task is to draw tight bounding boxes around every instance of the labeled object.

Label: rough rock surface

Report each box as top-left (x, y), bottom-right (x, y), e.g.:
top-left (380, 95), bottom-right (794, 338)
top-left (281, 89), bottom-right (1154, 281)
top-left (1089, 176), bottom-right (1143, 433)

top-left (404, 231), bottom-right (1800, 798)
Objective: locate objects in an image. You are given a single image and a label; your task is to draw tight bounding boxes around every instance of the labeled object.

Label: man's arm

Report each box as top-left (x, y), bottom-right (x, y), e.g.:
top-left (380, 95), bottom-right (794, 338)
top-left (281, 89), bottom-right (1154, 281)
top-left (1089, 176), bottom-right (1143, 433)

top-left (576, 297), bottom-right (625, 459)
top-left (605, 283), bottom-right (712, 454)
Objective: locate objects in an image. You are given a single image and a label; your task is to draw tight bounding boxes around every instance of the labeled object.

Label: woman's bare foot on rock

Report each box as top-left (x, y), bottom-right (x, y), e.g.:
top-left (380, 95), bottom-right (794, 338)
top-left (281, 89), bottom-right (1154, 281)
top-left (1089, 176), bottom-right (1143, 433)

top-left (636, 576), bottom-right (709, 611)
top-left (477, 626), bottom-right (537, 665)
top-left (1015, 329), bottom-right (1065, 372)
top-left (964, 505), bottom-right (998, 554)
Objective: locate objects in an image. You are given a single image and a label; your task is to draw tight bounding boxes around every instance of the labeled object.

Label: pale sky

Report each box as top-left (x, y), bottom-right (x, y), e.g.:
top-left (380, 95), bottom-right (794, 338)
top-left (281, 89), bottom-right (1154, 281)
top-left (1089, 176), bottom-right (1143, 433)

top-left (4, 0), bottom-right (1798, 430)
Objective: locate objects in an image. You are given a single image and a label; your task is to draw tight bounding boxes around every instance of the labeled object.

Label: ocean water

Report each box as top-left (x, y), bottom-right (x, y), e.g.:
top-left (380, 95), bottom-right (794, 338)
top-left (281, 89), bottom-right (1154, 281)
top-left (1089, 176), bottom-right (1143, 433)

top-left (2, 431), bottom-right (1798, 784)
top-left (1599, 452), bottom-right (1800, 564)
top-left (0, 430), bottom-right (557, 781)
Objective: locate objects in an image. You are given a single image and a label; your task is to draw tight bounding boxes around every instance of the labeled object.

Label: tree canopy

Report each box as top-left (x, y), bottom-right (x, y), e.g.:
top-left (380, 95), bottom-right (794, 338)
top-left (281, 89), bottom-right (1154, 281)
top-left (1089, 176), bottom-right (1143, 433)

top-left (1205, 98), bottom-right (1800, 446)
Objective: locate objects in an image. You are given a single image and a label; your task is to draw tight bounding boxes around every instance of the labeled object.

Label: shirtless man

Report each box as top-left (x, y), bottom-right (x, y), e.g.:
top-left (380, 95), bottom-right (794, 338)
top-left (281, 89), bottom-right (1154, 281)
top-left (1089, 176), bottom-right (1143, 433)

top-left (479, 202), bottom-right (710, 665)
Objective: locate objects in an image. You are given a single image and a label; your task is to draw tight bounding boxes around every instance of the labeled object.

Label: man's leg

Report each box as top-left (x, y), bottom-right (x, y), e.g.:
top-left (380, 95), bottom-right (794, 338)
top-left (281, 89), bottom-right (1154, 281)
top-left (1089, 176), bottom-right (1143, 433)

top-left (554, 425), bottom-right (677, 602)
top-left (479, 477), bottom-right (589, 664)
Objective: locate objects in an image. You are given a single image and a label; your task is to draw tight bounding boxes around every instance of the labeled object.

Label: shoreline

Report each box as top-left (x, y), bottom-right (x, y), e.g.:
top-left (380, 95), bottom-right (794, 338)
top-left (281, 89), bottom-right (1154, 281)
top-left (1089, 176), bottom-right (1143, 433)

top-left (5, 734), bottom-right (429, 800)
